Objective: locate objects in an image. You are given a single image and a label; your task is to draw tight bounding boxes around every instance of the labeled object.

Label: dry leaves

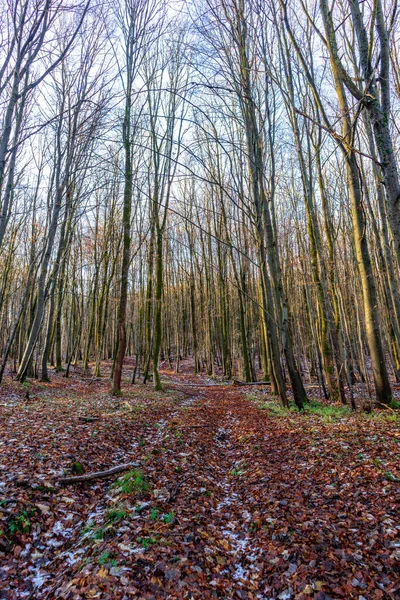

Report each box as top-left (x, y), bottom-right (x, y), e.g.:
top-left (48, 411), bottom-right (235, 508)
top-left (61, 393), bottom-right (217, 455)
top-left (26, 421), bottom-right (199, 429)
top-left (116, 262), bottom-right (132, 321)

top-left (0, 361), bottom-right (399, 599)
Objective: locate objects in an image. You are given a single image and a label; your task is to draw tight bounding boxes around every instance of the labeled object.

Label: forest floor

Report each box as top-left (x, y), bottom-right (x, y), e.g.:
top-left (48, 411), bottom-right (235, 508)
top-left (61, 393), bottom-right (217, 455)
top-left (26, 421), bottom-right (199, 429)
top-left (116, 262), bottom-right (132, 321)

top-left (0, 361), bottom-right (399, 600)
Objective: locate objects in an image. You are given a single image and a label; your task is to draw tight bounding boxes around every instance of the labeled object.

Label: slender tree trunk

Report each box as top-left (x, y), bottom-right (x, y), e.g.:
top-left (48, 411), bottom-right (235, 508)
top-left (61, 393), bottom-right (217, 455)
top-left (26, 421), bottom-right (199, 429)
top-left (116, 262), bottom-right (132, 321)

top-left (112, 98), bottom-right (132, 394)
top-left (319, 0), bottom-right (392, 404)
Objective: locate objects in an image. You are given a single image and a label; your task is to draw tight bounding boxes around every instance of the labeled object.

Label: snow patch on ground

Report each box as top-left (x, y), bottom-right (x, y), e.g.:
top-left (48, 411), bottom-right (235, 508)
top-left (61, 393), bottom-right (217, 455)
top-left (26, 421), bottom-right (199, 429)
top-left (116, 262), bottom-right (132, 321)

top-left (64, 547), bottom-right (86, 566)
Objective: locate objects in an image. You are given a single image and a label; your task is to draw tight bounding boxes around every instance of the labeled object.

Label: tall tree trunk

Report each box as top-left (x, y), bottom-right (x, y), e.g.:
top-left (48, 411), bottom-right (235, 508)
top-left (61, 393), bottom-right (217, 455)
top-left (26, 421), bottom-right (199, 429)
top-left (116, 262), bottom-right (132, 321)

top-left (112, 96), bottom-right (132, 395)
top-left (320, 0), bottom-right (392, 404)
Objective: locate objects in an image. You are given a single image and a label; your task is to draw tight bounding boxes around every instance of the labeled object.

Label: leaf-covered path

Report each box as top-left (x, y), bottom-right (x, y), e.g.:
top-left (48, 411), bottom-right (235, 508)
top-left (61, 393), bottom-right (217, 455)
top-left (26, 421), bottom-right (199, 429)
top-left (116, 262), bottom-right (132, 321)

top-left (0, 366), bottom-right (399, 599)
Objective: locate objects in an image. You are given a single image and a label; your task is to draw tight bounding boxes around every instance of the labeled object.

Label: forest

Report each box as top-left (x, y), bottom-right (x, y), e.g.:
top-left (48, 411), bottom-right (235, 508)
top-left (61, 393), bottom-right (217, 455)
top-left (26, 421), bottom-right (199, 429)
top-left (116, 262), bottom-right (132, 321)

top-left (0, 0), bottom-right (399, 598)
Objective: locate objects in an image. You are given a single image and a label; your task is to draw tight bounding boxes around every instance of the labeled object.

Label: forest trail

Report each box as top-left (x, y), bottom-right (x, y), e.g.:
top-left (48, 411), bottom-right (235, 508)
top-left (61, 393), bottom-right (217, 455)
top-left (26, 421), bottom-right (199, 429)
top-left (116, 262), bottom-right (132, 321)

top-left (0, 365), bottom-right (399, 599)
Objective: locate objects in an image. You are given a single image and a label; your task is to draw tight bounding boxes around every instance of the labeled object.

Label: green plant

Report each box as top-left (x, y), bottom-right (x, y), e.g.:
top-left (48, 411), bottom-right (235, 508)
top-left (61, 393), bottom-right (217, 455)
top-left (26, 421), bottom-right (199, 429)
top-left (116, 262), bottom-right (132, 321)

top-left (81, 519), bottom-right (95, 535)
top-left (150, 508), bottom-right (159, 521)
top-left (389, 400), bottom-right (400, 410)
top-left (113, 469), bottom-right (149, 496)
top-left (8, 510), bottom-right (33, 535)
top-left (229, 467), bottom-right (245, 476)
top-left (35, 484), bottom-right (56, 493)
top-left (162, 512), bottom-right (174, 524)
top-left (305, 401), bottom-right (351, 422)
top-left (258, 402), bottom-right (292, 416)
top-left (105, 508), bottom-right (128, 524)
top-left (93, 528), bottom-right (105, 540)
top-left (98, 550), bottom-right (110, 565)
top-left (384, 471), bottom-right (399, 482)
top-left (71, 461), bottom-right (85, 475)
top-left (369, 411), bottom-right (400, 423)
top-left (136, 536), bottom-right (156, 549)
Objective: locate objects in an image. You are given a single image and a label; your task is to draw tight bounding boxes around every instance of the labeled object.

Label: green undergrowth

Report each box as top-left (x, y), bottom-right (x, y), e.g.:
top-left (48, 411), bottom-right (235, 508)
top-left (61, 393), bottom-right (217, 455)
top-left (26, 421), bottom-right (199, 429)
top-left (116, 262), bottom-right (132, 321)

top-left (257, 401), bottom-right (296, 417)
top-left (81, 504), bottom-right (132, 543)
top-left (112, 469), bottom-right (149, 496)
top-left (80, 469), bottom-right (151, 545)
top-left (388, 399), bottom-right (400, 410)
top-left (254, 394), bottom-right (400, 423)
top-left (105, 507), bottom-right (129, 524)
top-left (0, 508), bottom-right (37, 549)
top-left (258, 398), bottom-right (351, 421)
top-left (305, 401), bottom-right (351, 421)
top-left (367, 408), bottom-right (400, 424)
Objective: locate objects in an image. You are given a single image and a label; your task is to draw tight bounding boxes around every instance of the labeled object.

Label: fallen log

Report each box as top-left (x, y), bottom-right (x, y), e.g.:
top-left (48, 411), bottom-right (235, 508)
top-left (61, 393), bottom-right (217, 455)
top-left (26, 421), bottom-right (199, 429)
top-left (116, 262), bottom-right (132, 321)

top-left (181, 383), bottom-right (229, 387)
top-left (173, 380), bottom-right (271, 388)
top-left (56, 462), bottom-right (139, 485)
top-left (232, 380), bottom-right (270, 386)
top-left (303, 384), bottom-right (327, 388)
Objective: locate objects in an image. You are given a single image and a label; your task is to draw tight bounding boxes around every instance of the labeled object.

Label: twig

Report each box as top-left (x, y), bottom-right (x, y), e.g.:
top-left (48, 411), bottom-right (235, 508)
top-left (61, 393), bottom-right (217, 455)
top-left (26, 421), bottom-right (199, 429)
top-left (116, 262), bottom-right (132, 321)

top-left (168, 475), bottom-right (193, 502)
top-left (376, 583), bottom-right (396, 600)
top-left (56, 462), bottom-right (139, 484)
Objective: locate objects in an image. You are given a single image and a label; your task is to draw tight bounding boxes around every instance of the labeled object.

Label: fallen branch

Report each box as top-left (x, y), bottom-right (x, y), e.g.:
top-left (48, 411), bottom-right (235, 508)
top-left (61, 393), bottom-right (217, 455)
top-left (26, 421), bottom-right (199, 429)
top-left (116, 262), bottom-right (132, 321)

top-left (178, 379), bottom-right (271, 387)
top-left (168, 475), bottom-right (193, 502)
top-left (56, 462), bottom-right (139, 484)
top-left (78, 416), bottom-right (99, 422)
top-left (182, 383), bottom-right (230, 388)
top-left (232, 379), bottom-right (270, 386)
top-left (376, 583), bottom-right (396, 600)
top-left (303, 384), bottom-right (327, 389)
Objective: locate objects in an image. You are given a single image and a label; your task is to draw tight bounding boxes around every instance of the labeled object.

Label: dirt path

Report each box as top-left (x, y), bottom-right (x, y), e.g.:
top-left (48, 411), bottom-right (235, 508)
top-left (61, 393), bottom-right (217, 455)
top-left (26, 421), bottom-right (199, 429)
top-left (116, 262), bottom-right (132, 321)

top-left (0, 368), bottom-right (399, 599)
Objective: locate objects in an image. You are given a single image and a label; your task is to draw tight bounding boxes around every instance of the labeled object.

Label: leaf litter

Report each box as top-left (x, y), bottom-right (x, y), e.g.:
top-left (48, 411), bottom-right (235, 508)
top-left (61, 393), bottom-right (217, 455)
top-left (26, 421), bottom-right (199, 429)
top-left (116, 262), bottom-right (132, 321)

top-left (0, 362), bottom-right (399, 599)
